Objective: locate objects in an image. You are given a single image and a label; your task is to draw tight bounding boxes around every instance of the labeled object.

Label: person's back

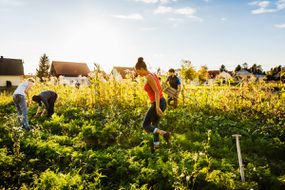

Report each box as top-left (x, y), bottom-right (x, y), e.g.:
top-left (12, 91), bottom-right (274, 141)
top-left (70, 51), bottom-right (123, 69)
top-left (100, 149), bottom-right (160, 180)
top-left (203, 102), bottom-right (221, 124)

top-left (38, 90), bottom-right (57, 100)
top-left (167, 75), bottom-right (180, 90)
top-left (32, 90), bottom-right (58, 117)
top-left (13, 81), bottom-right (29, 96)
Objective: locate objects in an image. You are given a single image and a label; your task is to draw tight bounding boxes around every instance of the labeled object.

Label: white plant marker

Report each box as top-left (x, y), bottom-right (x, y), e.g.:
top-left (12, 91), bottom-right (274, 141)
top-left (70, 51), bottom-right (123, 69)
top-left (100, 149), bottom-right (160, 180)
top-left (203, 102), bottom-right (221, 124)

top-left (232, 134), bottom-right (245, 182)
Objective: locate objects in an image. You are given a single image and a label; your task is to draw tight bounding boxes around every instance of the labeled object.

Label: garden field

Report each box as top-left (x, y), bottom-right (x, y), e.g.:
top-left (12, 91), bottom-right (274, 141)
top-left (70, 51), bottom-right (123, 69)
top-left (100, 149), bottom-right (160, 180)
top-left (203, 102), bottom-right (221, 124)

top-left (0, 79), bottom-right (285, 190)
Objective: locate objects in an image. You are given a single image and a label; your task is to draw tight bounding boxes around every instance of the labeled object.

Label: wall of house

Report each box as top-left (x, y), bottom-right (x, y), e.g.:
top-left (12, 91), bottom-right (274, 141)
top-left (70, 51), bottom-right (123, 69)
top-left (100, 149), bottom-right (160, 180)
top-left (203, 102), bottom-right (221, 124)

top-left (0, 75), bottom-right (24, 87)
top-left (58, 76), bottom-right (89, 86)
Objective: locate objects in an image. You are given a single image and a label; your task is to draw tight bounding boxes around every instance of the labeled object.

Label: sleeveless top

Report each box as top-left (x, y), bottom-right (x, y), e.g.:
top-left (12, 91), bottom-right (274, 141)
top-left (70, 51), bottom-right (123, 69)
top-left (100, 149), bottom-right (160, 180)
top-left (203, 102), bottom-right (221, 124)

top-left (144, 73), bottom-right (163, 103)
top-left (13, 81), bottom-right (29, 96)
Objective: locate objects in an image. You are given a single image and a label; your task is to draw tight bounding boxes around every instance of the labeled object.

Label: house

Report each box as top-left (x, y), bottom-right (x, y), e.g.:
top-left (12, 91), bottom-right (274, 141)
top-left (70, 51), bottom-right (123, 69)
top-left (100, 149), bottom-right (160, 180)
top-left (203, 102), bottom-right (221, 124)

top-left (50, 61), bottom-right (90, 86)
top-left (0, 56), bottom-right (24, 89)
top-left (236, 69), bottom-right (254, 79)
top-left (215, 71), bottom-right (233, 85)
top-left (207, 70), bottom-right (220, 79)
top-left (216, 71), bottom-right (233, 81)
top-left (111, 66), bottom-right (136, 80)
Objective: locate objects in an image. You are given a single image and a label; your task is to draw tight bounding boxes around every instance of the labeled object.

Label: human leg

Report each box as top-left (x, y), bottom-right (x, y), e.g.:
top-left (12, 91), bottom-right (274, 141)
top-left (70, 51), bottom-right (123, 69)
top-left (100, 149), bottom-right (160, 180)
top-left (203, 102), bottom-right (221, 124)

top-left (47, 93), bottom-right (58, 117)
top-left (13, 94), bottom-right (22, 123)
top-left (18, 95), bottom-right (29, 129)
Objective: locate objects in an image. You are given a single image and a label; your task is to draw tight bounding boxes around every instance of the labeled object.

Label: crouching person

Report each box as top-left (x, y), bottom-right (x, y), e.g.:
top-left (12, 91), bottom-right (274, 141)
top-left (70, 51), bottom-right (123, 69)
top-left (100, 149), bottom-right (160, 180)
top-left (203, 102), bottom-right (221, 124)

top-left (32, 90), bottom-right (58, 117)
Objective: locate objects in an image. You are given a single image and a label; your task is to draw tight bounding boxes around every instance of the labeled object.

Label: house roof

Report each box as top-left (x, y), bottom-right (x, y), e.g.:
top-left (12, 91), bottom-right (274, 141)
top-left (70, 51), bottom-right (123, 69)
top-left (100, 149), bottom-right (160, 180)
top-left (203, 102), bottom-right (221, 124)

top-left (50, 61), bottom-right (90, 77)
top-left (216, 71), bottom-right (233, 80)
top-left (0, 56), bottom-right (24, 75)
top-left (208, 70), bottom-right (220, 79)
top-left (112, 66), bottom-right (136, 79)
top-left (236, 69), bottom-right (252, 76)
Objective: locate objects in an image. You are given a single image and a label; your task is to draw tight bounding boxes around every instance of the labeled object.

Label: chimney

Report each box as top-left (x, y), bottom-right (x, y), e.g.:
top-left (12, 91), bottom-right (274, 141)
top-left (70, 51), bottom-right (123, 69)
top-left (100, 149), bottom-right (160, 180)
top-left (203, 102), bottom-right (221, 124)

top-left (0, 56), bottom-right (3, 59)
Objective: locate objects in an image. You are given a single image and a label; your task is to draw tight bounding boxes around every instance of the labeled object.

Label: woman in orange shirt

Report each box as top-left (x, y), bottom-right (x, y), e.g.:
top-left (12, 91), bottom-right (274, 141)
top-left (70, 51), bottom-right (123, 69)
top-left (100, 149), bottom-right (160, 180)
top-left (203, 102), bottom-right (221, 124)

top-left (135, 57), bottom-right (171, 151)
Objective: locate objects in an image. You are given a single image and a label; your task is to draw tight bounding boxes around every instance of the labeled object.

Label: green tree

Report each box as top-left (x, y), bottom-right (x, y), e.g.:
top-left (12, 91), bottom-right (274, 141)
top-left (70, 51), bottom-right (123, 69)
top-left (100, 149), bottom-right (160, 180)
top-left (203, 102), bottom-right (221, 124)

top-left (36, 54), bottom-right (50, 82)
top-left (242, 62), bottom-right (248, 70)
top-left (180, 60), bottom-right (196, 82)
top-left (219, 64), bottom-right (227, 72)
top-left (234, 65), bottom-right (242, 72)
top-left (197, 65), bottom-right (209, 84)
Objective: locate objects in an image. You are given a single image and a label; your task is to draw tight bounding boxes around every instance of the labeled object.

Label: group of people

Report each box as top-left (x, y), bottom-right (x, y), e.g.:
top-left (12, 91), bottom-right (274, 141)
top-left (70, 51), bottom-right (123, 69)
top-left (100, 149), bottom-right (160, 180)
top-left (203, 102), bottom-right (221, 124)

top-left (13, 79), bottom-right (57, 130)
top-left (13, 57), bottom-right (181, 151)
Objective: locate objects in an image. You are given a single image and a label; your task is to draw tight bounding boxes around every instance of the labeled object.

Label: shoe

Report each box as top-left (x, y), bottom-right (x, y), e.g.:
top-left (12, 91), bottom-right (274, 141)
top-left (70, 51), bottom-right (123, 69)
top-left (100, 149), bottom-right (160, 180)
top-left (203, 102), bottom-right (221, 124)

top-left (163, 132), bottom-right (171, 144)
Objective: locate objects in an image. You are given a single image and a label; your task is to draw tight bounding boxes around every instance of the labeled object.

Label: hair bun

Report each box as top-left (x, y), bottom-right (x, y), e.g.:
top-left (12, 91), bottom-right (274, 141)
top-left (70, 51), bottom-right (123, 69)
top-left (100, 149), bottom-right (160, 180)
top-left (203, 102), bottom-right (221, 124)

top-left (138, 57), bottom-right (144, 63)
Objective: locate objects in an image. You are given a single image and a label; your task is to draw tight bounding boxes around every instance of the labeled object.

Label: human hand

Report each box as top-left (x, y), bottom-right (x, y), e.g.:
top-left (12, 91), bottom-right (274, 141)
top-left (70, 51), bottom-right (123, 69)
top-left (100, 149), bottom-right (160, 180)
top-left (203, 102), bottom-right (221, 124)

top-left (156, 107), bottom-right (163, 117)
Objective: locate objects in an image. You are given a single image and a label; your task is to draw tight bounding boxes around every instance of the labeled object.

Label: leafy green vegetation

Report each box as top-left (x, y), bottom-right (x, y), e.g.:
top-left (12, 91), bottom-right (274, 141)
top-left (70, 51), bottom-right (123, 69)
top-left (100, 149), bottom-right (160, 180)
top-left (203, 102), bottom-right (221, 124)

top-left (0, 80), bottom-right (284, 189)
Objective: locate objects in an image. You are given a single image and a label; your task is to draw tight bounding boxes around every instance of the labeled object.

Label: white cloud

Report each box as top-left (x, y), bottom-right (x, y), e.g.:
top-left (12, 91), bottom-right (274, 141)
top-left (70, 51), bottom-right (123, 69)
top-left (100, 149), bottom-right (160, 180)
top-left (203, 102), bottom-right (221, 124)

top-left (135, 0), bottom-right (177, 4)
top-left (252, 8), bottom-right (276, 14)
top-left (140, 27), bottom-right (157, 31)
top-left (258, 1), bottom-right (270, 8)
top-left (250, 0), bottom-right (285, 14)
top-left (155, 6), bottom-right (196, 16)
top-left (136, 0), bottom-right (158, 3)
top-left (154, 6), bottom-right (173, 14)
top-left (175, 7), bottom-right (196, 15)
top-left (113, 13), bottom-right (143, 20)
top-left (274, 23), bottom-right (285, 28)
top-left (277, 0), bottom-right (285, 10)
top-left (154, 5), bottom-right (202, 21)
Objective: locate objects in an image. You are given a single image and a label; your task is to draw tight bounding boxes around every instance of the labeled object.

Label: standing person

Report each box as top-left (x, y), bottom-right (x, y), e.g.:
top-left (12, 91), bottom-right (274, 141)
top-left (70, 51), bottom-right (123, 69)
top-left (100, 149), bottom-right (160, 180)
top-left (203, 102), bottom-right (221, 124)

top-left (32, 90), bottom-right (58, 117)
top-left (166, 68), bottom-right (181, 107)
top-left (13, 78), bottom-right (35, 130)
top-left (135, 57), bottom-right (171, 151)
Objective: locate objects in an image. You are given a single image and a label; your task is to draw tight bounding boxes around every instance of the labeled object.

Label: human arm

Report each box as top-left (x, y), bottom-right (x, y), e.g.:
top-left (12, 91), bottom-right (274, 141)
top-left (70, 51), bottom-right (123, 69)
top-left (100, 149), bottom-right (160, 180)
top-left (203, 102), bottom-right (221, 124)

top-left (25, 82), bottom-right (33, 106)
top-left (177, 84), bottom-right (181, 94)
top-left (147, 74), bottom-right (163, 117)
top-left (176, 77), bottom-right (182, 94)
top-left (165, 76), bottom-right (170, 86)
top-left (41, 109), bottom-right (46, 116)
top-left (35, 106), bottom-right (41, 117)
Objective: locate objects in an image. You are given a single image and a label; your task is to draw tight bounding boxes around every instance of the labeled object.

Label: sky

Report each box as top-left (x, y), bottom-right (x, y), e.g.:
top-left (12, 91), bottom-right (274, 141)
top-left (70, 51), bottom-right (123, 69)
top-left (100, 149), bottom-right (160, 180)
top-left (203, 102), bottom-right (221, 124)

top-left (0, 0), bottom-right (285, 74)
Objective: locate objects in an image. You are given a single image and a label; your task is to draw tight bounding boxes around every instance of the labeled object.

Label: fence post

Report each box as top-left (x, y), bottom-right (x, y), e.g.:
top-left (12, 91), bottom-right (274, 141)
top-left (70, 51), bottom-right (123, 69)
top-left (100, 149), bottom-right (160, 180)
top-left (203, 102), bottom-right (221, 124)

top-left (232, 134), bottom-right (245, 182)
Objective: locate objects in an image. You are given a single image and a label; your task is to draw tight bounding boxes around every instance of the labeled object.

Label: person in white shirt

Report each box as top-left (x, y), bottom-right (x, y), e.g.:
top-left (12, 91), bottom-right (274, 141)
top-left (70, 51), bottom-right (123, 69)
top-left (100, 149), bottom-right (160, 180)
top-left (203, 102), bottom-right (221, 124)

top-left (13, 78), bottom-right (35, 130)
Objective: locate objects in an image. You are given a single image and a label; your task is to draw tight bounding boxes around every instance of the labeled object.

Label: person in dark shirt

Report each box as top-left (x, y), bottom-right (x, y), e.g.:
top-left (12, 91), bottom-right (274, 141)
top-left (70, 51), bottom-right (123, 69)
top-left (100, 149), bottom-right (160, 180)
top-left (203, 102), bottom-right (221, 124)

top-left (166, 68), bottom-right (181, 107)
top-left (32, 90), bottom-right (58, 117)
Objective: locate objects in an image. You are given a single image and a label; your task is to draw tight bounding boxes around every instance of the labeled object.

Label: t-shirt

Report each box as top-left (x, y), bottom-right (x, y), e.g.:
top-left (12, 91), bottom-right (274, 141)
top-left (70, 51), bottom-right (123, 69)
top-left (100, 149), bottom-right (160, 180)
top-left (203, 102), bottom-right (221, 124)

top-left (166, 75), bottom-right (181, 90)
top-left (37, 90), bottom-right (57, 108)
top-left (13, 81), bottom-right (29, 96)
top-left (144, 73), bottom-right (163, 103)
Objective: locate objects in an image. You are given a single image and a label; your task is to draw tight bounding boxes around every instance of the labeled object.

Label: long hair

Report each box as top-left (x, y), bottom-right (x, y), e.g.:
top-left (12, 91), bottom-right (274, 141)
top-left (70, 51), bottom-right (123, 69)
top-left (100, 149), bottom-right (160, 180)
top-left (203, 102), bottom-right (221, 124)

top-left (135, 57), bottom-right (147, 70)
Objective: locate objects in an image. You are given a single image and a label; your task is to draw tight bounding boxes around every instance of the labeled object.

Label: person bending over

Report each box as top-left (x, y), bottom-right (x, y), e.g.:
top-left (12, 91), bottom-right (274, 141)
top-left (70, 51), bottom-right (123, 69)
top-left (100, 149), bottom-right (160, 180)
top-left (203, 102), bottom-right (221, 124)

top-left (13, 78), bottom-right (35, 130)
top-left (32, 90), bottom-right (58, 117)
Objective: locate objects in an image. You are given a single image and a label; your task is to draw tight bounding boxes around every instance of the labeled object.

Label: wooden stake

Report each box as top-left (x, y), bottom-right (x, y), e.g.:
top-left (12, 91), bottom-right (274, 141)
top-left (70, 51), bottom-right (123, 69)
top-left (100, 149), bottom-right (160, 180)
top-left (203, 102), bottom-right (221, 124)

top-left (232, 134), bottom-right (245, 182)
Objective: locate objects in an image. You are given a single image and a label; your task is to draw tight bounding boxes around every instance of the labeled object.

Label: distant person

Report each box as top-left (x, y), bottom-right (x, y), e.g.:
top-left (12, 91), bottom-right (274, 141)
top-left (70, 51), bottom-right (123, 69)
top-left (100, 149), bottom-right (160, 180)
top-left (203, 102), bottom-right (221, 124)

top-left (166, 68), bottom-right (181, 107)
top-left (135, 57), bottom-right (171, 151)
top-left (75, 81), bottom-right (80, 89)
top-left (32, 90), bottom-right (58, 117)
top-left (13, 78), bottom-right (35, 130)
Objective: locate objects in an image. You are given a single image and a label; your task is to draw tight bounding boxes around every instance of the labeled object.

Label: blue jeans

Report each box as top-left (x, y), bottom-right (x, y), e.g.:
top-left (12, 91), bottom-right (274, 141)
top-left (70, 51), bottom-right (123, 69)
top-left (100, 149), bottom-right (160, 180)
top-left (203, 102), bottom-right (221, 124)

top-left (143, 97), bottom-right (166, 144)
top-left (13, 94), bottom-right (29, 129)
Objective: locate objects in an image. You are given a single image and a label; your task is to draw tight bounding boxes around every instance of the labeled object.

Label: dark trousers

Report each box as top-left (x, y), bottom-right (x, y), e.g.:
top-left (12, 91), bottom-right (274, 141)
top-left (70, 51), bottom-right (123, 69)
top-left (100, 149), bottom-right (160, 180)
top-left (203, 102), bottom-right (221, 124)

top-left (47, 93), bottom-right (58, 117)
top-left (143, 97), bottom-right (166, 143)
